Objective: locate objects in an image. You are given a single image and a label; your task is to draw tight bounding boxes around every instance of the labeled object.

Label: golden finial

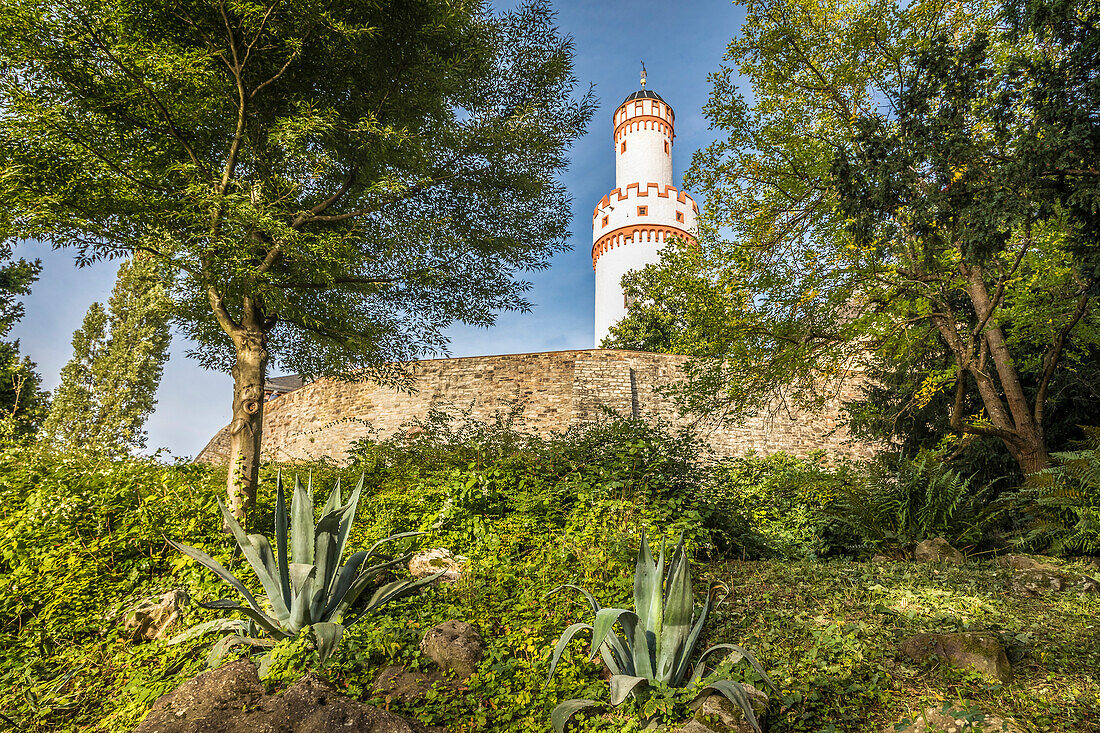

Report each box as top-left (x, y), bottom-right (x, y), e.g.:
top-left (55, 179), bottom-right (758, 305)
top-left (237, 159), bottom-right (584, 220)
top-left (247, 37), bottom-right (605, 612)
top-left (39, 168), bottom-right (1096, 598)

top-left (640, 61), bottom-right (647, 88)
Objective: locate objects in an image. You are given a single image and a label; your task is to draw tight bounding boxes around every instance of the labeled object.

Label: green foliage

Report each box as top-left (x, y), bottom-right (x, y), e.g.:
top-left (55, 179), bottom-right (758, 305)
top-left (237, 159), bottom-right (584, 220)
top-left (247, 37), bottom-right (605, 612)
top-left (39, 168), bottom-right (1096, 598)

top-left (546, 530), bottom-right (777, 732)
top-left (701, 453), bottom-right (859, 559)
top-left (0, 339), bottom-right (48, 440)
top-left (0, 240), bottom-right (46, 439)
top-left (607, 0), bottom-right (1098, 477)
top-left (1, 427), bottom-right (1100, 732)
top-left (826, 450), bottom-right (997, 555)
top-left (0, 0), bottom-right (594, 374)
top-left (1011, 429), bottom-right (1100, 556)
top-left (169, 473), bottom-right (440, 663)
top-left (0, 446), bottom-right (225, 731)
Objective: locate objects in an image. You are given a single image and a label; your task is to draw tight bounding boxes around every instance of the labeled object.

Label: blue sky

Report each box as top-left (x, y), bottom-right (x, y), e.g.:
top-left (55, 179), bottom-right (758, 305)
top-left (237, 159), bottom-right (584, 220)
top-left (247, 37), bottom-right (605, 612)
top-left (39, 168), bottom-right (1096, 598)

top-left (10, 0), bottom-right (746, 458)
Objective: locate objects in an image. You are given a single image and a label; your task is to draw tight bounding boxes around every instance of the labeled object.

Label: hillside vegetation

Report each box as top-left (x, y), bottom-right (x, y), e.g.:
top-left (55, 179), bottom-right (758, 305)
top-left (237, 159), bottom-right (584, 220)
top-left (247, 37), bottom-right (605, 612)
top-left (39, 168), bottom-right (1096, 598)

top-left (1, 415), bottom-right (1098, 732)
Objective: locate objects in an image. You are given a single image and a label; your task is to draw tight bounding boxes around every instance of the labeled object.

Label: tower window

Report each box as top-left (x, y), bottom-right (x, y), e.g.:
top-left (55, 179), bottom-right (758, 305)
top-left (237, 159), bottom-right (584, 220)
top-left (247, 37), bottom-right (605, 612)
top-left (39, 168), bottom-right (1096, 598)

top-left (676, 211), bottom-right (684, 222)
top-left (637, 206), bottom-right (647, 216)
top-left (664, 140), bottom-right (669, 154)
top-left (602, 215), bottom-right (609, 227)
top-left (621, 140), bottom-right (626, 153)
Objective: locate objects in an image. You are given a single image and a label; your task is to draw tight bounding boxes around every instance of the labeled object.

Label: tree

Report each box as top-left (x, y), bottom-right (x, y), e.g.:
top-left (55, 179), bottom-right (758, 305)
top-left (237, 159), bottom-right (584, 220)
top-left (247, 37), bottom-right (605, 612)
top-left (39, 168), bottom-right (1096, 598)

top-left (0, 0), bottom-right (594, 522)
top-left (831, 9), bottom-right (1099, 473)
top-left (0, 241), bottom-right (47, 438)
top-left (606, 0), bottom-right (1098, 475)
top-left (42, 257), bottom-right (172, 453)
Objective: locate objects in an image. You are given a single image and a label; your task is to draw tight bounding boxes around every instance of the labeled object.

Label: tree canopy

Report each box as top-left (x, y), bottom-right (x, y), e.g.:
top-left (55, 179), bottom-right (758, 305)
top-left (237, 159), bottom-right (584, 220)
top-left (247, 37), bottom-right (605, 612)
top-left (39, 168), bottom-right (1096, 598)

top-left (606, 0), bottom-right (1098, 475)
top-left (0, 0), bottom-right (594, 518)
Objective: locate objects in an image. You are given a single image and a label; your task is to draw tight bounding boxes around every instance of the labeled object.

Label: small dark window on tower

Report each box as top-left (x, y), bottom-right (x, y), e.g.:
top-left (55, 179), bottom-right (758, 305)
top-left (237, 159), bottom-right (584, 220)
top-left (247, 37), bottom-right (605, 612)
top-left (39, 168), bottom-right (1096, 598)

top-left (621, 140), bottom-right (626, 153)
top-left (676, 211), bottom-right (684, 223)
top-left (637, 206), bottom-right (647, 216)
top-left (664, 140), bottom-right (669, 154)
top-left (602, 216), bottom-right (609, 227)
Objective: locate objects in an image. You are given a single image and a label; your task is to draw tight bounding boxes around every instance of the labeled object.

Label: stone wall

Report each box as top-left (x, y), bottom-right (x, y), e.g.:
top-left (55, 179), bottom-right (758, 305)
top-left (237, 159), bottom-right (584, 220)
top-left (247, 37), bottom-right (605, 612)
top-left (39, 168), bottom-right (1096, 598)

top-left (196, 349), bottom-right (874, 465)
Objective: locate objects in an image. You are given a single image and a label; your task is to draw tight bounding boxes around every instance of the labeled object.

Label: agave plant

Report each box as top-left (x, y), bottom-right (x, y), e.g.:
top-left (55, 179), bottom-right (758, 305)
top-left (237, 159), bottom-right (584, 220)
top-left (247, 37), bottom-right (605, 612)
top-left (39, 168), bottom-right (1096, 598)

top-left (547, 530), bottom-right (777, 733)
top-left (168, 473), bottom-right (440, 662)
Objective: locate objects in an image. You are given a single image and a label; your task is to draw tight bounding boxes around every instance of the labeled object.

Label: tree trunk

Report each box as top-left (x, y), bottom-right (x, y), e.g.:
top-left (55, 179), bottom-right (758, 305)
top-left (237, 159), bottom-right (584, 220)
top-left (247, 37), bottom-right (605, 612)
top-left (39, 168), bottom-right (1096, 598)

top-left (225, 330), bottom-right (268, 527)
top-left (1011, 442), bottom-right (1051, 476)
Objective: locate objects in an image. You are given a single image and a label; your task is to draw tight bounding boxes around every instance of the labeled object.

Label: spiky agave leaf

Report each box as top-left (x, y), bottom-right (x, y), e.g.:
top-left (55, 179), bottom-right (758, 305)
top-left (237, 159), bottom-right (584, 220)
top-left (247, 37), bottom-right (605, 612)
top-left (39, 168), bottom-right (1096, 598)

top-left (551, 699), bottom-right (604, 733)
top-left (693, 644), bottom-right (778, 694)
top-left (545, 584), bottom-right (634, 675)
top-left (217, 499), bottom-right (292, 624)
top-left (165, 538), bottom-right (282, 633)
top-left (311, 622), bottom-right (344, 664)
top-left (608, 674), bottom-right (648, 705)
top-left (656, 537), bottom-right (694, 682)
top-left (547, 622), bottom-right (593, 683)
top-left (694, 680), bottom-right (764, 733)
top-left (274, 472), bottom-right (292, 607)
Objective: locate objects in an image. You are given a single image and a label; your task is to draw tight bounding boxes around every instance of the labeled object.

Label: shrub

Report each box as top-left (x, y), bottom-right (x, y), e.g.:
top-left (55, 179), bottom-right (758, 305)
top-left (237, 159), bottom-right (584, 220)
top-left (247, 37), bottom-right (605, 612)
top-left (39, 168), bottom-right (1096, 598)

top-left (700, 452), bottom-right (856, 558)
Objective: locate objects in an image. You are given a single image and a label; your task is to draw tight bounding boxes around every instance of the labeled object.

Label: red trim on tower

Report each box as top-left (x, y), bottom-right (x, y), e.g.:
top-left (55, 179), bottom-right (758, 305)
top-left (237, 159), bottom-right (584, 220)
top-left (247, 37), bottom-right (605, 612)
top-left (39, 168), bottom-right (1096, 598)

top-left (592, 184), bottom-right (698, 220)
top-left (614, 114), bottom-right (674, 141)
top-left (591, 224), bottom-right (696, 269)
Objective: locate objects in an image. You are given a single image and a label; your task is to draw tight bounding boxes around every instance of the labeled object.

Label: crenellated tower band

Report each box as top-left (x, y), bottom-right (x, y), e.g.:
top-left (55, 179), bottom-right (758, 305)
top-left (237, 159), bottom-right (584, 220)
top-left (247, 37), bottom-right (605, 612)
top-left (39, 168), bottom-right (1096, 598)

top-left (592, 69), bottom-right (698, 345)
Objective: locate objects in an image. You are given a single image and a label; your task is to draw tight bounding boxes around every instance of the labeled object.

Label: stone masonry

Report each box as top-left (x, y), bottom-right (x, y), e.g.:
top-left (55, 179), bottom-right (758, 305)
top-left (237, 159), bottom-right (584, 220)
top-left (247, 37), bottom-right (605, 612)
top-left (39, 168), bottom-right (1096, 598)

top-left (196, 349), bottom-right (875, 465)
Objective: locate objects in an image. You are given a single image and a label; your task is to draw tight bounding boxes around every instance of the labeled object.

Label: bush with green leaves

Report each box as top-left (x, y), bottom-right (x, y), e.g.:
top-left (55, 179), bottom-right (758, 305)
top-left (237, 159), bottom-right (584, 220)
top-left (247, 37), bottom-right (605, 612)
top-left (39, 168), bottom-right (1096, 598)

top-left (546, 529), bottom-right (777, 733)
top-left (826, 449), bottom-right (998, 556)
top-left (700, 452), bottom-right (858, 558)
top-left (1011, 428), bottom-right (1100, 556)
top-left (169, 474), bottom-right (441, 664)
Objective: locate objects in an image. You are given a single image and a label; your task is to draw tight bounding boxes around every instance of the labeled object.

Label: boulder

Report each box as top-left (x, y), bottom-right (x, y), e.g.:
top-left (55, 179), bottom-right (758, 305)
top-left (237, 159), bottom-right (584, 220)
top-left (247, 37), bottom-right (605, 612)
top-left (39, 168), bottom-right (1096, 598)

top-left (997, 554), bottom-right (1057, 571)
top-left (123, 590), bottom-right (189, 641)
top-left (371, 664), bottom-right (460, 704)
top-left (419, 620), bottom-right (485, 680)
top-left (899, 632), bottom-right (1012, 683)
top-left (134, 660), bottom-right (423, 733)
top-left (408, 549), bottom-right (467, 584)
top-left (677, 685), bottom-right (769, 733)
top-left (889, 705), bottom-right (1022, 733)
top-left (1012, 567), bottom-right (1099, 596)
top-left (914, 538), bottom-right (965, 565)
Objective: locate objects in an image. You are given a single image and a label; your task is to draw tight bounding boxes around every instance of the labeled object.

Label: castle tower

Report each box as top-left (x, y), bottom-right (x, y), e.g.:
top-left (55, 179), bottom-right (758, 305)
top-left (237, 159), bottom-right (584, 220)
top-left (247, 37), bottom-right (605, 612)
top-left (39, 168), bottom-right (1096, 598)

top-left (591, 68), bottom-right (698, 345)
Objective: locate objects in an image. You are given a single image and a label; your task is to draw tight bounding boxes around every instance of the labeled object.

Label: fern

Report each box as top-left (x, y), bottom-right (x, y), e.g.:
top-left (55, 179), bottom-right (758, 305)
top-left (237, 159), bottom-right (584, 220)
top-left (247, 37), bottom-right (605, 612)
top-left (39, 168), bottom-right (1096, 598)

top-left (1013, 429), bottom-right (1100, 556)
top-left (828, 449), bottom-right (996, 555)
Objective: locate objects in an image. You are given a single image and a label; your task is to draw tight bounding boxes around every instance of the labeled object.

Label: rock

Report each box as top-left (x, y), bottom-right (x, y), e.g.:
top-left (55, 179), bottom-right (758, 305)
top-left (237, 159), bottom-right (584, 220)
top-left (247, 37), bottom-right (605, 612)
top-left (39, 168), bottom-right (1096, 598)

top-left (1009, 565), bottom-right (1099, 596)
top-left (899, 632), bottom-right (1012, 683)
top-left (914, 538), bottom-right (965, 565)
top-left (997, 554), bottom-right (1057, 571)
top-left (371, 664), bottom-right (460, 704)
top-left (123, 590), bottom-right (189, 641)
top-left (134, 659), bottom-right (423, 733)
top-left (871, 554), bottom-right (892, 564)
top-left (419, 620), bottom-right (485, 680)
top-left (679, 685), bottom-right (769, 733)
top-left (408, 548), bottom-right (467, 584)
top-left (889, 705), bottom-right (1023, 733)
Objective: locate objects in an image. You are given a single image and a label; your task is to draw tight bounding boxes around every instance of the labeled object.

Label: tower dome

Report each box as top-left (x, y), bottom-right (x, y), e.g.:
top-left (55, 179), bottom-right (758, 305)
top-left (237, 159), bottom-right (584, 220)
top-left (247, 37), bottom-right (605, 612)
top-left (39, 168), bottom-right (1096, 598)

top-left (591, 73), bottom-right (697, 346)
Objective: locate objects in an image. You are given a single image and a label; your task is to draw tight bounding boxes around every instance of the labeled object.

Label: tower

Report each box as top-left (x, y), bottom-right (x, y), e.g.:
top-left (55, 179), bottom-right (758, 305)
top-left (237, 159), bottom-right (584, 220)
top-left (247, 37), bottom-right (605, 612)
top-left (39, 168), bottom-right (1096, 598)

top-left (592, 68), bottom-right (698, 346)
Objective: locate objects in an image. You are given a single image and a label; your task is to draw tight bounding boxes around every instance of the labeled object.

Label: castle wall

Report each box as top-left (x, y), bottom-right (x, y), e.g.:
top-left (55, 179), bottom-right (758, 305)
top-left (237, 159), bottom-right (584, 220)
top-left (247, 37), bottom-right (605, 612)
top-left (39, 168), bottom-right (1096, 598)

top-left (196, 349), bottom-right (875, 465)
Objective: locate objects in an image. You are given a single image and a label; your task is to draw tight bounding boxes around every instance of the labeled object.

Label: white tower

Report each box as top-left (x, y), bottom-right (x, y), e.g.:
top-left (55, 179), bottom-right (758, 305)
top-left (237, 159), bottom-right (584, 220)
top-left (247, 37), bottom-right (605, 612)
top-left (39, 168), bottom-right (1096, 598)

top-left (592, 68), bottom-right (698, 346)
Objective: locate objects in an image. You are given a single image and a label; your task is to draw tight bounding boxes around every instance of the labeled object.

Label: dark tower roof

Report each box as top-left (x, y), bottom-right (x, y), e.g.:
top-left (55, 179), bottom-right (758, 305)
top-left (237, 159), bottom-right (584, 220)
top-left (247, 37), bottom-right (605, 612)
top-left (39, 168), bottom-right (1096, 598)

top-left (620, 89), bottom-right (668, 107)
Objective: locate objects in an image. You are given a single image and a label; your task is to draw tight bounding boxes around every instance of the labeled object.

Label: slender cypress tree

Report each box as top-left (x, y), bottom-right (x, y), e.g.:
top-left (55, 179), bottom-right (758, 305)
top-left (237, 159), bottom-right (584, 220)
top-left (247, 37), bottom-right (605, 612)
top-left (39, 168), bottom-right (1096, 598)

top-left (43, 257), bottom-right (171, 452)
